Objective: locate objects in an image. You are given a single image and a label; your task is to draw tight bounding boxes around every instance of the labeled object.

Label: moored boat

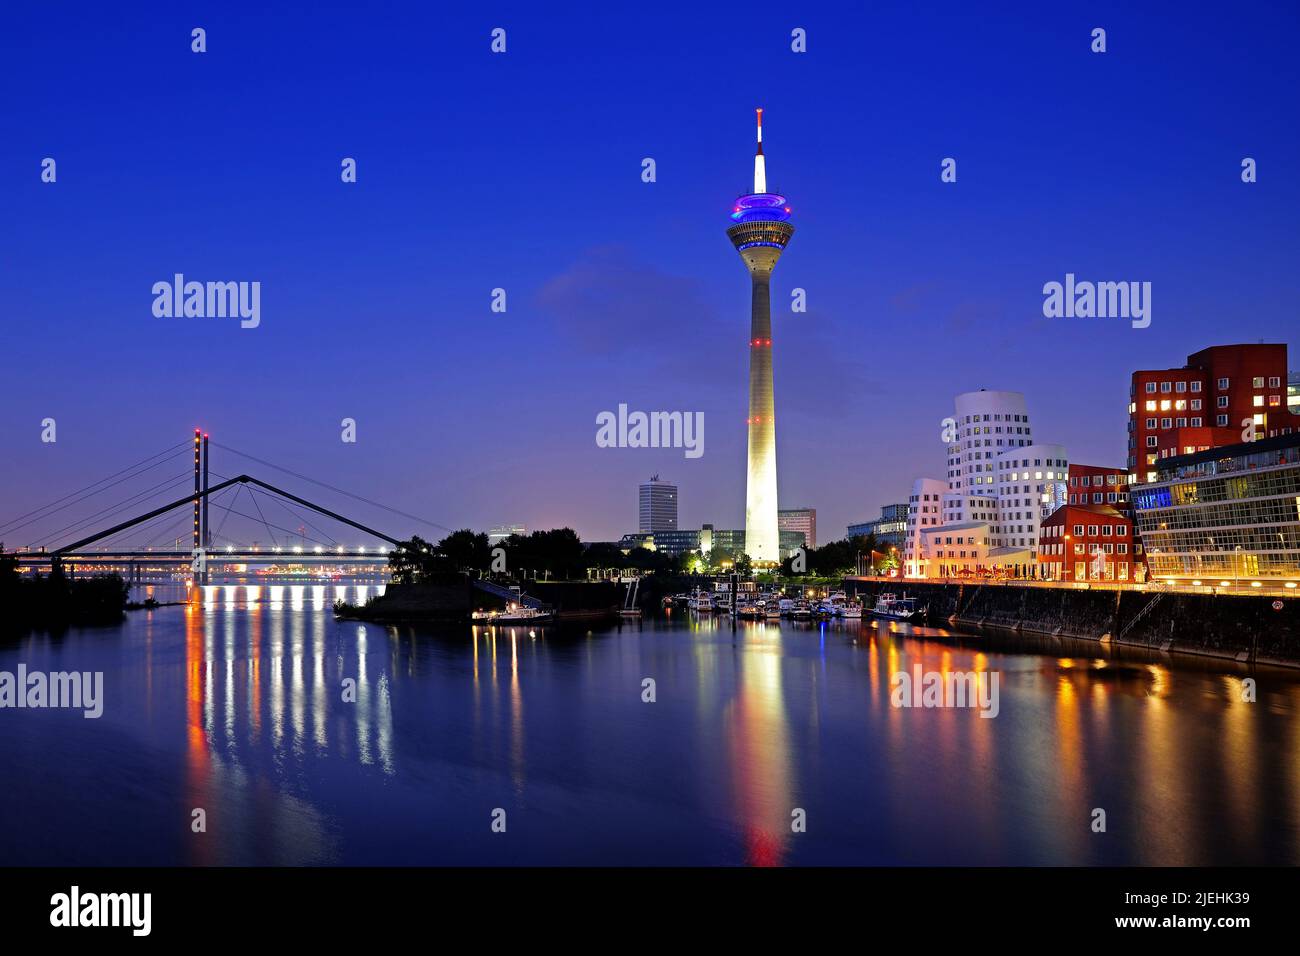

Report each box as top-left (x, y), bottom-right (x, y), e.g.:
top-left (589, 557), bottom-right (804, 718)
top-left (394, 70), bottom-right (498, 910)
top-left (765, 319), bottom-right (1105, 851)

top-left (473, 604), bottom-right (555, 625)
top-left (869, 592), bottom-right (925, 622)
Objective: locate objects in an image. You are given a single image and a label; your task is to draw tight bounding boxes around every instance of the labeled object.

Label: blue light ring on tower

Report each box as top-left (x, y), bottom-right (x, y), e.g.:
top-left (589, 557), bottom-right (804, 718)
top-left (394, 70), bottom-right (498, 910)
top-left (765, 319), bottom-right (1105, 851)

top-left (730, 192), bottom-right (791, 223)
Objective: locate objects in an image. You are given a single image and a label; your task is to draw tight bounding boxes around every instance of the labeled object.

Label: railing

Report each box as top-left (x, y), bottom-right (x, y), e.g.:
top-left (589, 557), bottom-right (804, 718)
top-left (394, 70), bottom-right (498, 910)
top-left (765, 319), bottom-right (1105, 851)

top-left (1118, 586), bottom-right (1169, 640)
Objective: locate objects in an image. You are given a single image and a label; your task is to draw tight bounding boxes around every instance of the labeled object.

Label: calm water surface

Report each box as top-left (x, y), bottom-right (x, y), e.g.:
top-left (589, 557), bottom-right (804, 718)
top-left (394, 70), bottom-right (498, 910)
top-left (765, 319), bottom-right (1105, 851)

top-left (2, 580), bottom-right (1299, 866)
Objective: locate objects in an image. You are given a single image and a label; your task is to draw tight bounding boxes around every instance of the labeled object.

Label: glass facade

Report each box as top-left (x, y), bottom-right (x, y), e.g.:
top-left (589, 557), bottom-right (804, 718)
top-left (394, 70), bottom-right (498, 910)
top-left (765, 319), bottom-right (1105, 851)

top-left (1132, 434), bottom-right (1300, 580)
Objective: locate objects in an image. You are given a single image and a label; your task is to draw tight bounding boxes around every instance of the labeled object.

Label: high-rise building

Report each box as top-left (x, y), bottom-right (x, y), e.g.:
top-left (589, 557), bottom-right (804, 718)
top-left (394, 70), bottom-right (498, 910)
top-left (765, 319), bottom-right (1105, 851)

top-left (905, 389), bottom-right (1069, 578)
top-left (778, 507), bottom-right (816, 550)
top-left (638, 476), bottom-right (677, 533)
top-left (727, 109), bottom-right (794, 565)
top-left (1128, 344), bottom-right (1295, 483)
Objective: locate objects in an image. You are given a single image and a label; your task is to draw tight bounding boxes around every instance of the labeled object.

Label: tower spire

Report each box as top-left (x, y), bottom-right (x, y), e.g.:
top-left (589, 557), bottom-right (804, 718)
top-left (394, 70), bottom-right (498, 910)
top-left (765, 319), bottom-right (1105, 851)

top-left (753, 108), bottom-right (766, 194)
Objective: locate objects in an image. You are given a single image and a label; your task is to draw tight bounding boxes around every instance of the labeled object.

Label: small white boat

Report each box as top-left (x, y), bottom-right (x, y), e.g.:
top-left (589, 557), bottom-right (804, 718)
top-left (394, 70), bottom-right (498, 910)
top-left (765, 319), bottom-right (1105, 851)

top-left (841, 601), bottom-right (863, 619)
top-left (690, 589), bottom-right (714, 613)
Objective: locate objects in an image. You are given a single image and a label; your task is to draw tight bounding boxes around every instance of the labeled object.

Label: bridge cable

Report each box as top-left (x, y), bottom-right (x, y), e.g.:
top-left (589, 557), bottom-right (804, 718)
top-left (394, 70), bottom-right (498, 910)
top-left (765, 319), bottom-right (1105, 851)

top-left (209, 484), bottom-right (245, 547)
top-left (250, 486), bottom-right (339, 546)
top-left (246, 485), bottom-right (279, 548)
top-left (203, 473), bottom-right (342, 549)
top-left (82, 479), bottom-right (217, 552)
top-left (0, 446), bottom-right (193, 538)
top-left (211, 441), bottom-right (455, 535)
top-left (209, 472), bottom-right (339, 549)
top-left (32, 473), bottom-right (196, 550)
top-left (210, 503), bottom-right (336, 549)
top-left (0, 439), bottom-right (189, 533)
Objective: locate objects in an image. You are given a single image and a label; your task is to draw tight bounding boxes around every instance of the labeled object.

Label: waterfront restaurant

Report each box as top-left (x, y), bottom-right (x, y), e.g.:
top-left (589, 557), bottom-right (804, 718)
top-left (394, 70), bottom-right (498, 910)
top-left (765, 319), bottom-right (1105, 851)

top-left (1131, 431), bottom-right (1300, 585)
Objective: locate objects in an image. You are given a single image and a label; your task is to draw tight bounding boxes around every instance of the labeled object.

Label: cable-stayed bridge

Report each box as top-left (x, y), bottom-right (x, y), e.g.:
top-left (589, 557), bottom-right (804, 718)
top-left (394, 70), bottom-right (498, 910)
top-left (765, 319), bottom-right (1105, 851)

top-left (1, 430), bottom-right (451, 582)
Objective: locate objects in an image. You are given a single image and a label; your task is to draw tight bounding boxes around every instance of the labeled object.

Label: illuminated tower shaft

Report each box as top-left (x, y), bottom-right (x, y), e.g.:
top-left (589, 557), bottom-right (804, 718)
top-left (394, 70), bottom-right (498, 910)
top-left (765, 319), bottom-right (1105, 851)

top-left (727, 109), bottom-right (794, 565)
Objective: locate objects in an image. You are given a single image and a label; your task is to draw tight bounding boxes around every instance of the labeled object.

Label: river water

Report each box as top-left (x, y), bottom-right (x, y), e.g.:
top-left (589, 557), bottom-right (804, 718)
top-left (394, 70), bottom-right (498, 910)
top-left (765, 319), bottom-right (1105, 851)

top-left (1, 579), bottom-right (1298, 866)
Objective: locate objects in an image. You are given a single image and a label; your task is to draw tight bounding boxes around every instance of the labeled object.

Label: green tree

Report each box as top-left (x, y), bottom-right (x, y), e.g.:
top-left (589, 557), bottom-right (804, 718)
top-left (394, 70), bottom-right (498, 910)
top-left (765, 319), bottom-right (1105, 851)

top-left (387, 536), bottom-right (452, 584)
top-left (583, 542), bottom-right (627, 572)
top-left (438, 529), bottom-right (492, 571)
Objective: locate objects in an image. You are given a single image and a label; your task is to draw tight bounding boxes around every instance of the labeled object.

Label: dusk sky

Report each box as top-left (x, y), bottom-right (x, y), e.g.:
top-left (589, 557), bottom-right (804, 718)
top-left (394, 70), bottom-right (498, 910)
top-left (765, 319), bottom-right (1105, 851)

top-left (3, 2), bottom-right (1298, 549)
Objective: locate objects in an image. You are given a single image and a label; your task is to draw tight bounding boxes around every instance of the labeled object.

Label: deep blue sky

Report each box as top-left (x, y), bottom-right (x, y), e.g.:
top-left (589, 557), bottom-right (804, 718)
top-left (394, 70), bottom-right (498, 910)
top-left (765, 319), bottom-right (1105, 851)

top-left (3, 2), bottom-right (1298, 549)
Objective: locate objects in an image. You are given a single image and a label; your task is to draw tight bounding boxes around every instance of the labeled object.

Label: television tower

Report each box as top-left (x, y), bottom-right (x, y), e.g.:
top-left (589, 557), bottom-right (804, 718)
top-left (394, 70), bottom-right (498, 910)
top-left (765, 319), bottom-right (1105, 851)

top-left (727, 109), bottom-right (794, 565)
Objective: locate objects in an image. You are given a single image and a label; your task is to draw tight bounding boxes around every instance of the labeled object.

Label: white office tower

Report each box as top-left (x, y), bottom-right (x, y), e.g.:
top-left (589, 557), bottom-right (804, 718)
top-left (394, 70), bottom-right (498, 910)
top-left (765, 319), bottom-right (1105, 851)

top-left (639, 476), bottom-right (678, 533)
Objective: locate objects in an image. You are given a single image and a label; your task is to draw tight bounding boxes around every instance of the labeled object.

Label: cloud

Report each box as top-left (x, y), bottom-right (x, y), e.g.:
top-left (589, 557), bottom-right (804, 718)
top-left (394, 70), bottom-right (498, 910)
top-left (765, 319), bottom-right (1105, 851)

top-left (536, 246), bottom-right (727, 376)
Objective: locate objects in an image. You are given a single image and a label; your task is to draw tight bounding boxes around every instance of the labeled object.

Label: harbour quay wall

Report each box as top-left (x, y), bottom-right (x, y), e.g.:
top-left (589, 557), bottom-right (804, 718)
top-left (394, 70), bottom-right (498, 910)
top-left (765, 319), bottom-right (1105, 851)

top-left (525, 580), bottom-right (620, 621)
top-left (337, 579), bottom-right (472, 622)
top-left (842, 578), bottom-right (1300, 667)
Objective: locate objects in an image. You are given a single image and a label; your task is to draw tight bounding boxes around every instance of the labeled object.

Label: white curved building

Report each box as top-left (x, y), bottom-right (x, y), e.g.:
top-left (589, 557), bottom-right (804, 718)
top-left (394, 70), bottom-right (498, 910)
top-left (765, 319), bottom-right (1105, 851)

top-left (994, 442), bottom-right (1069, 554)
top-left (905, 390), bottom-right (1068, 578)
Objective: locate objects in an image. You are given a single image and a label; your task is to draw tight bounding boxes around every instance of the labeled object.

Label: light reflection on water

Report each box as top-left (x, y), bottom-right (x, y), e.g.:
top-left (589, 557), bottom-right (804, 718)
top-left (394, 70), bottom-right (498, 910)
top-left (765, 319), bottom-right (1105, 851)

top-left (1, 585), bottom-right (1299, 866)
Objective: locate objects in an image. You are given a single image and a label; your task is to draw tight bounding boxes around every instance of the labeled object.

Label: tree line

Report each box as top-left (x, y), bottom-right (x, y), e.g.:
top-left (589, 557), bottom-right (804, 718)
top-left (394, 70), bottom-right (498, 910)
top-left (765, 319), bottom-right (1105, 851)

top-left (386, 528), bottom-right (899, 583)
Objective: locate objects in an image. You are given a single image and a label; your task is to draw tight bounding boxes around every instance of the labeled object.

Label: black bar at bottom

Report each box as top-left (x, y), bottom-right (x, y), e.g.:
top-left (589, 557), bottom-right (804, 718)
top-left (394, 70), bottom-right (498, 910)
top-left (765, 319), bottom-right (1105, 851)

top-left (0, 866), bottom-right (1290, 941)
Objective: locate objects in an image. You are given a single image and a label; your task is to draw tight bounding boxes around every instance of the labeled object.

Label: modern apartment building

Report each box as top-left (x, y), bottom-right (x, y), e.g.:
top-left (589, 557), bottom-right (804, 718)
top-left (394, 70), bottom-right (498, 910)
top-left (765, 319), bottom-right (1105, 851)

top-left (1128, 344), bottom-right (1294, 484)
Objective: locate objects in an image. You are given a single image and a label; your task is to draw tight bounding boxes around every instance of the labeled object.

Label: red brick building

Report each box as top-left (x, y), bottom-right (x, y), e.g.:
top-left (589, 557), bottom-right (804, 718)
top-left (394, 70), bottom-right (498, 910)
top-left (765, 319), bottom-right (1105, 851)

top-left (1037, 504), bottom-right (1141, 583)
top-left (1068, 463), bottom-right (1131, 510)
top-left (1128, 344), bottom-right (1295, 484)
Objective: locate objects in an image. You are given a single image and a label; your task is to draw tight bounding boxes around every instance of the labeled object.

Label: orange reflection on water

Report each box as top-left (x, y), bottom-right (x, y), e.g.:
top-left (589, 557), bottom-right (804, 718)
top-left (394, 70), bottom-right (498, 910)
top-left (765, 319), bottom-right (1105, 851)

top-left (183, 605), bottom-right (214, 865)
top-left (726, 635), bottom-right (792, 866)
